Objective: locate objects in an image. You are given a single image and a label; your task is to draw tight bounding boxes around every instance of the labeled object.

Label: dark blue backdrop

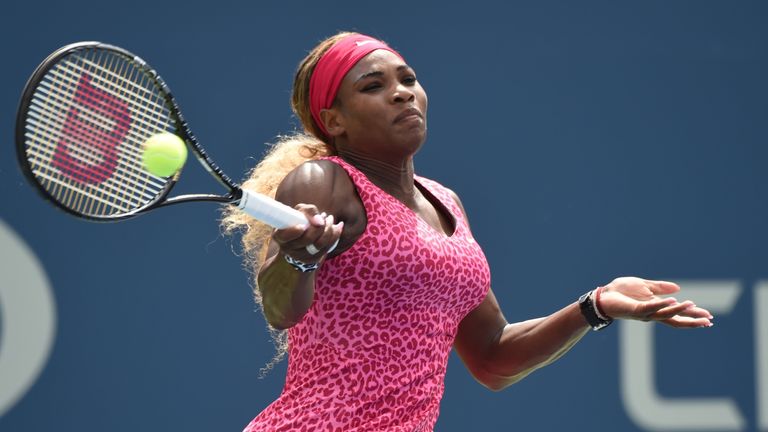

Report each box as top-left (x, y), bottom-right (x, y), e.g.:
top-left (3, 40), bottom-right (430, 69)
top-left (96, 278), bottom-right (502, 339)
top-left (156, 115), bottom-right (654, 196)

top-left (1, 1), bottom-right (766, 431)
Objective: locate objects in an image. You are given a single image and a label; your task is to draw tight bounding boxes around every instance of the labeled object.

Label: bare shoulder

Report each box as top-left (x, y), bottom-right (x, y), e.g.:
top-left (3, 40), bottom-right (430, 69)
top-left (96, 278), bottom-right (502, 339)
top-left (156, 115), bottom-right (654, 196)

top-left (275, 159), bottom-right (347, 208)
top-left (275, 159), bottom-right (366, 252)
top-left (444, 186), bottom-right (469, 220)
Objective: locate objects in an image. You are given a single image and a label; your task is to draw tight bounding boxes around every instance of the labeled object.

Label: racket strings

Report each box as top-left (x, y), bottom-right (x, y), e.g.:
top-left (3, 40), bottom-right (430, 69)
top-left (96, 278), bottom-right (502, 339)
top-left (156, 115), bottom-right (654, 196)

top-left (25, 50), bottom-right (125, 215)
top-left (51, 56), bottom-right (173, 131)
top-left (23, 47), bottom-right (177, 217)
top-left (27, 76), bottom-right (165, 187)
top-left (47, 55), bottom-right (168, 173)
top-left (27, 69), bottom-right (150, 212)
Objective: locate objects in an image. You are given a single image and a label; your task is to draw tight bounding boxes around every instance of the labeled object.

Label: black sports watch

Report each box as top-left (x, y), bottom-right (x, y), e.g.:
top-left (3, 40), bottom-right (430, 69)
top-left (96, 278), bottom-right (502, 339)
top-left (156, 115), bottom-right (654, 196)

top-left (579, 290), bottom-right (613, 331)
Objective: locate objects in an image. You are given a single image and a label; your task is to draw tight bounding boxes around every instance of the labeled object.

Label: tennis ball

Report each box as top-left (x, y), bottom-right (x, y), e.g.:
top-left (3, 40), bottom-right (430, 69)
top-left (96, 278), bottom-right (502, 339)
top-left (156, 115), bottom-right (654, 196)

top-left (141, 132), bottom-right (188, 177)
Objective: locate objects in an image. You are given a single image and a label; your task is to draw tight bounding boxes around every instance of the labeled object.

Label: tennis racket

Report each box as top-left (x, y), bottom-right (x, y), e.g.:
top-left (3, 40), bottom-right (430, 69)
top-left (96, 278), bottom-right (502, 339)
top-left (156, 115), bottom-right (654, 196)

top-left (15, 41), bottom-right (306, 228)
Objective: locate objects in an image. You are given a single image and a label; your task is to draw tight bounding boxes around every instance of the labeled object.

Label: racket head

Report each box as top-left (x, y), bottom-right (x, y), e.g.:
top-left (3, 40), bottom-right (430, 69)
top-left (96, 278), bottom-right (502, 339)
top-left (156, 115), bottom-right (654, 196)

top-left (16, 42), bottom-right (183, 221)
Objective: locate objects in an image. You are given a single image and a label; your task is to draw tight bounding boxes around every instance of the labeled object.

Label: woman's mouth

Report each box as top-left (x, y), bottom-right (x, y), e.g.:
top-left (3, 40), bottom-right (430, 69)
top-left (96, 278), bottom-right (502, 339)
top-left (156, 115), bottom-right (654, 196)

top-left (393, 107), bottom-right (423, 124)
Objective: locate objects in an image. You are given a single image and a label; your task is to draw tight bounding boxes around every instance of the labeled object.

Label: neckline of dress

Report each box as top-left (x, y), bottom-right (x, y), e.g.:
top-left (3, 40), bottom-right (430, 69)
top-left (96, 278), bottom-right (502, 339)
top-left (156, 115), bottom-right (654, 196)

top-left (330, 156), bottom-right (457, 239)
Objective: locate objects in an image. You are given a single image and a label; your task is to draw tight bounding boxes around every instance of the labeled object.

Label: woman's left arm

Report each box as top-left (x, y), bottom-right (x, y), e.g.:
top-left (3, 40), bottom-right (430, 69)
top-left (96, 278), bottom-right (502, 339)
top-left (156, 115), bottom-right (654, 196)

top-left (454, 279), bottom-right (713, 391)
top-left (447, 190), bottom-right (713, 391)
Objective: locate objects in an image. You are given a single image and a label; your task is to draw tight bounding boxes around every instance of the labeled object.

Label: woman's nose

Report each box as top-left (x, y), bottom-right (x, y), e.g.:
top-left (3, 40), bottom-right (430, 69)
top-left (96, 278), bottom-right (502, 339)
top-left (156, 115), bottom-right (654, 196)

top-left (391, 84), bottom-right (415, 103)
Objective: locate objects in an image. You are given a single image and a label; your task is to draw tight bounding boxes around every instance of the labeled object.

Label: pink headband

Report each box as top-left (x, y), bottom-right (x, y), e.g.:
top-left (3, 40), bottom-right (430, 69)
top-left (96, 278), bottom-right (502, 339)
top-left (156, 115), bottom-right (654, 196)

top-left (309, 34), bottom-right (403, 137)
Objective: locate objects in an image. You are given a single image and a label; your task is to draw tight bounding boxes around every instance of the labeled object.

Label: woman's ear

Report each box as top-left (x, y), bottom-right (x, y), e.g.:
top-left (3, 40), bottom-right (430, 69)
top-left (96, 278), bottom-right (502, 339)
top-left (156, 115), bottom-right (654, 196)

top-left (319, 108), bottom-right (345, 137)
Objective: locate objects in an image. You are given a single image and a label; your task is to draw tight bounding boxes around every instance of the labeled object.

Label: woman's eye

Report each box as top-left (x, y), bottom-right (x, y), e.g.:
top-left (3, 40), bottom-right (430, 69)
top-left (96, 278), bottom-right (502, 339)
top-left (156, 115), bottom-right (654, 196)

top-left (403, 76), bottom-right (417, 85)
top-left (362, 83), bottom-right (381, 92)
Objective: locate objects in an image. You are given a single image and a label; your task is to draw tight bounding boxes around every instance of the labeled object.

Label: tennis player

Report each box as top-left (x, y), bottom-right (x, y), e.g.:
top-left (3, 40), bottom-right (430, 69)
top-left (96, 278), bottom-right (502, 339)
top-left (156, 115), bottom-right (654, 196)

top-left (222, 32), bottom-right (714, 432)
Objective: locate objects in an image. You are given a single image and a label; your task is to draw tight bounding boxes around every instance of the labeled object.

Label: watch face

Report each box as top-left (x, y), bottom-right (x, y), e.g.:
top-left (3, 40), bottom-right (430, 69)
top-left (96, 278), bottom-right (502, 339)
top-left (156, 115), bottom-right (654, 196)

top-left (578, 290), bottom-right (612, 330)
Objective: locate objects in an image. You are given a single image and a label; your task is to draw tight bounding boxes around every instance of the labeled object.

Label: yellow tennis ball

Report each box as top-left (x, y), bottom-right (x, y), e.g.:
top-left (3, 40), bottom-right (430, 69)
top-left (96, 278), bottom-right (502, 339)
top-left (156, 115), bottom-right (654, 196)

top-left (141, 132), bottom-right (188, 177)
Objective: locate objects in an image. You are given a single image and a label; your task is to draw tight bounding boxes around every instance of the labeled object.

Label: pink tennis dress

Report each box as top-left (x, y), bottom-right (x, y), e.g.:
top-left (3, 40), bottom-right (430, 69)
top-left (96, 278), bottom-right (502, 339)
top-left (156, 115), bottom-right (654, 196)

top-left (243, 156), bottom-right (491, 432)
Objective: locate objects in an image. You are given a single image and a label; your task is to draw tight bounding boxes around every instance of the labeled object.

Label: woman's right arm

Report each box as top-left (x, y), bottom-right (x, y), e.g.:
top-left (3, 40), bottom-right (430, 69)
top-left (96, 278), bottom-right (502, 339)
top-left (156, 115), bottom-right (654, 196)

top-left (256, 160), bottom-right (348, 329)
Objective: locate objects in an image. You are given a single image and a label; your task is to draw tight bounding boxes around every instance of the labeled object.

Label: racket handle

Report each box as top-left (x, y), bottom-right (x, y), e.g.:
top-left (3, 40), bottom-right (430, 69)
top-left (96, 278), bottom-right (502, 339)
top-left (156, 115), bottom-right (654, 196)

top-left (237, 189), bottom-right (308, 229)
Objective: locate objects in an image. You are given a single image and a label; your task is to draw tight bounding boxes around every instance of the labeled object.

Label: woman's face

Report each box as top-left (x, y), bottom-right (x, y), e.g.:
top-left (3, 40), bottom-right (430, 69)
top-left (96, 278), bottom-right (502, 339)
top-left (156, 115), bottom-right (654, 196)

top-left (327, 49), bottom-right (428, 160)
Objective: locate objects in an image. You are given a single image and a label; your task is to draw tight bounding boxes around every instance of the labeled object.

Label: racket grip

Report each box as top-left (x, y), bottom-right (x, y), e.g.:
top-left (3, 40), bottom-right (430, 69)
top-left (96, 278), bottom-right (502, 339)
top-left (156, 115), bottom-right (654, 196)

top-left (238, 189), bottom-right (308, 229)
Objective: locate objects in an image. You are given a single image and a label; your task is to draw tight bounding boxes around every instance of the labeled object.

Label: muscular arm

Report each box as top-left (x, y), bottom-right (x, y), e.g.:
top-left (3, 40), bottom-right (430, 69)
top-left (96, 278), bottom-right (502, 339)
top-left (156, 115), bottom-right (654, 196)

top-left (454, 290), bottom-right (589, 391)
top-left (448, 190), bottom-right (712, 391)
top-left (257, 160), bottom-right (363, 329)
top-left (446, 189), bottom-right (586, 390)
top-left (258, 242), bottom-right (319, 330)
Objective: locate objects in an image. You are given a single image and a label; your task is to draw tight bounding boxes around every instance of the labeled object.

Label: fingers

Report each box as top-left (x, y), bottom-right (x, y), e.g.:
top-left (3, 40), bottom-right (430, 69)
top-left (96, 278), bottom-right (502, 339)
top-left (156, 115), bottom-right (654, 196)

top-left (632, 296), bottom-right (678, 318)
top-left (272, 204), bottom-right (344, 263)
top-left (648, 300), bottom-right (695, 321)
top-left (663, 315), bottom-right (714, 329)
top-left (272, 204), bottom-right (322, 243)
top-left (641, 298), bottom-right (715, 328)
top-left (314, 214), bottom-right (343, 254)
top-left (663, 303), bottom-right (714, 327)
top-left (677, 304), bottom-right (714, 320)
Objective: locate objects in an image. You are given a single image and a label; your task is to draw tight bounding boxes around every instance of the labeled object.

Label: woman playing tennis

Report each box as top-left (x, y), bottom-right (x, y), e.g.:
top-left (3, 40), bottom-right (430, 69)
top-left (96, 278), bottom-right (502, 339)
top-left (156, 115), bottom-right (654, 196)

top-left (223, 32), bottom-right (713, 432)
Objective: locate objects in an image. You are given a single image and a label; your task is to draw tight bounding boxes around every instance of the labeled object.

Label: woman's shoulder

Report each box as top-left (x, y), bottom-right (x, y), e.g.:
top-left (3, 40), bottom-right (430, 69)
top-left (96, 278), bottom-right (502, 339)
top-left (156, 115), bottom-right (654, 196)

top-left (280, 158), bottom-right (366, 253)
top-left (284, 157), bottom-right (342, 181)
top-left (278, 158), bottom-right (349, 195)
top-left (277, 157), bottom-right (363, 224)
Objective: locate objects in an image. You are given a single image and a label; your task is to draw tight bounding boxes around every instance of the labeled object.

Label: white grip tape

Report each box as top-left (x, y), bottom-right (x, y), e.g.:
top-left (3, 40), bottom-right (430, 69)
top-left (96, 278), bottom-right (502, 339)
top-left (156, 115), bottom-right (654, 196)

top-left (238, 189), bottom-right (307, 229)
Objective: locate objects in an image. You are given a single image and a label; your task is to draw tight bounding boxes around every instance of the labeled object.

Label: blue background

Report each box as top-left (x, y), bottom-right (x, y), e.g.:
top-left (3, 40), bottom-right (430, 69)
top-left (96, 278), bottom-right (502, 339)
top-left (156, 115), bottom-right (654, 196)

top-left (0, 1), bottom-right (765, 430)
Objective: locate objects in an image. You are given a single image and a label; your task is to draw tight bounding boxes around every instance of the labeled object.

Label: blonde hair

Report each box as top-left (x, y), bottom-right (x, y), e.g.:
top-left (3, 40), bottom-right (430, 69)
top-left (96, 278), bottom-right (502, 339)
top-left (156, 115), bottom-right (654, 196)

top-left (220, 32), bottom-right (355, 369)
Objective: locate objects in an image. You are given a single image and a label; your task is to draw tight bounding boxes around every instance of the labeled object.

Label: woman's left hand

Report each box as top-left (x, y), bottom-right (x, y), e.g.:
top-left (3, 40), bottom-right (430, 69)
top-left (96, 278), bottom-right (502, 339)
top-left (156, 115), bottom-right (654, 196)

top-left (598, 277), bottom-right (714, 328)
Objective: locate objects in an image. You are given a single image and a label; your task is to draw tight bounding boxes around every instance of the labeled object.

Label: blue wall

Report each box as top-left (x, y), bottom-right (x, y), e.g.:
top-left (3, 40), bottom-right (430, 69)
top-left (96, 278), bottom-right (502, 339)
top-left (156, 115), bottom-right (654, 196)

top-left (1, 1), bottom-right (766, 431)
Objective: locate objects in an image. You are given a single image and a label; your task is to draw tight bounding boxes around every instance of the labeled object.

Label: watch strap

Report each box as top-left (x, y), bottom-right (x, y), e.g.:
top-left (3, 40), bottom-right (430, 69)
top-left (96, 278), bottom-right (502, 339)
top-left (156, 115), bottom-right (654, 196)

top-left (579, 288), bottom-right (613, 331)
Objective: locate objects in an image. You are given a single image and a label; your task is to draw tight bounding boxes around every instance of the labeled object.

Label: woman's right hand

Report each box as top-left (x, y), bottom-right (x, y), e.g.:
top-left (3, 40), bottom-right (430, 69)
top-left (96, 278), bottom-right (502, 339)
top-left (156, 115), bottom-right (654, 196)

top-left (272, 204), bottom-right (344, 264)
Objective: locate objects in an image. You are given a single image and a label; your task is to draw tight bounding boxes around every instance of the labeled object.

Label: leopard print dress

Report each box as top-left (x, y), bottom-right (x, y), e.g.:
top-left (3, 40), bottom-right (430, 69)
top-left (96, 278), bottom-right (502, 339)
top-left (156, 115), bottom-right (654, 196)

top-left (243, 156), bottom-right (491, 432)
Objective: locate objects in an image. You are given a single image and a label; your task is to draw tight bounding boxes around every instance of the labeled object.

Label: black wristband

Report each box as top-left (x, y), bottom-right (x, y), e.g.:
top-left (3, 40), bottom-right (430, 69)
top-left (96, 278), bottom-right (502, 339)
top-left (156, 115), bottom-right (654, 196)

top-left (283, 254), bottom-right (319, 273)
top-left (579, 289), bottom-right (613, 331)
